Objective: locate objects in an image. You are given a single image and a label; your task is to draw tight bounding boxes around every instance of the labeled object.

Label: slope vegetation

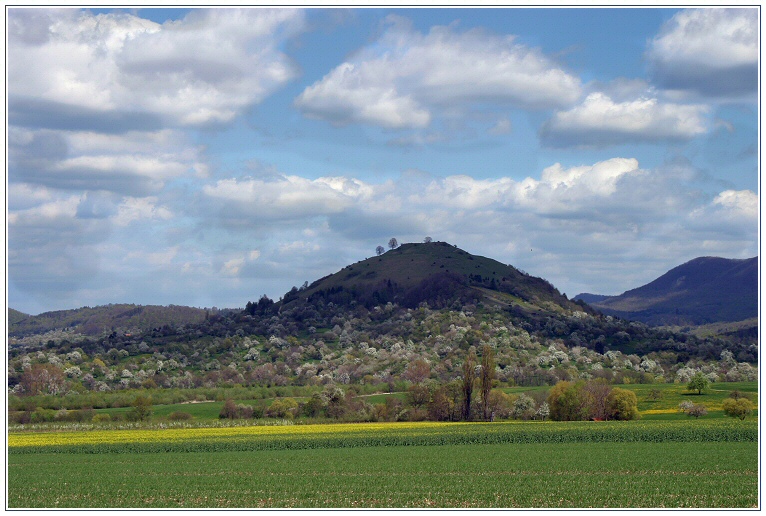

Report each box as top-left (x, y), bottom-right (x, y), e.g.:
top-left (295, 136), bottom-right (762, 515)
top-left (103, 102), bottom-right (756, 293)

top-left (8, 304), bottom-right (209, 338)
top-left (283, 241), bottom-right (585, 316)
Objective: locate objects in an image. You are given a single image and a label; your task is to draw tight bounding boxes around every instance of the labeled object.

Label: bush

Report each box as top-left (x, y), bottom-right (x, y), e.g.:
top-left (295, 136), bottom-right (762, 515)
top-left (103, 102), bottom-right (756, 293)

top-left (9, 411), bottom-right (31, 424)
top-left (606, 388), bottom-right (640, 421)
top-left (168, 411), bottom-right (193, 421)
top-left (126, 395), bottom-right (152, 421)
top-left (219, 399), bottom-right (239, 419)
top-left (548, 381), bottom-right (588, 421)
top-left (30, 408), bottom-right (55, 423)
top-left (685, 403), bottom-right (707, 418)
top-left (265, 398), bottom-right (298, 419)
top-left (92, 413), bottom-right (112, 423)
top-left (722, 398), bottom-right (754, 420)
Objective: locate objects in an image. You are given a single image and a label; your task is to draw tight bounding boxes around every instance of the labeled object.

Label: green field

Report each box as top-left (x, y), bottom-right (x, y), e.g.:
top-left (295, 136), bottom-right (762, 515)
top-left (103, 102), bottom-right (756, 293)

top-left (8, 419), bottom-right (758, 508)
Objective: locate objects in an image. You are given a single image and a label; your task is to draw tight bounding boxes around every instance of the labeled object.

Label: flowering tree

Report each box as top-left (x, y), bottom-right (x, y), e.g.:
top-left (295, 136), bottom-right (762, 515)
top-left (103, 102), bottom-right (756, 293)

top-left (687, 372), bottom-right (710, 395)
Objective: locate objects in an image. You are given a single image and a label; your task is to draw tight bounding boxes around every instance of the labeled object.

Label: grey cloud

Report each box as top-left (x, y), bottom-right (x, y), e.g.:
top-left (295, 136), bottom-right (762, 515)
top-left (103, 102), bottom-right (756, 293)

top-left (646, 8), bottom-right (757, 99)
top-left (11, 142), bottom-right (166, 197)
top-left (9, 96), bottom-right (163, 133)
top-left (650, 62), bottom-right (756, 98)
top-left (75, 191), bottom-right (120, 220)
top-left (8, 209), bottom-right (110, 298)
top-left (6, 8), bottom-right (63, 45)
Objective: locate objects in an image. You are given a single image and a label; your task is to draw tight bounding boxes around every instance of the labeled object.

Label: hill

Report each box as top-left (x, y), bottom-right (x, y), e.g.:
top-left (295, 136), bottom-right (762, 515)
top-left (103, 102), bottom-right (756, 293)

top-left (7, 242), bottom-right (758, 399)
top-left (278, 241), bottom-right (587, 316)
top-left (8, 304), bottom-right (210, 338)
top-left (575, 256), bottom-right (758, 326)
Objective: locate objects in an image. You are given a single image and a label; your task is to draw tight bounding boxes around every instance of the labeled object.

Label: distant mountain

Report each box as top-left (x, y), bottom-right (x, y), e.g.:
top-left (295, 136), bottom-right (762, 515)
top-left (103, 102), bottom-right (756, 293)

top-left (8, 308), bottom-right (30, 326)
top-left (277, 241), bottom-right (588, 317)
top-left (575, 256), bottom-right (758, 326)
top-left (8, 304), bottom-right (210, 338)
top-left (572, 293), bottom-right (610, 305)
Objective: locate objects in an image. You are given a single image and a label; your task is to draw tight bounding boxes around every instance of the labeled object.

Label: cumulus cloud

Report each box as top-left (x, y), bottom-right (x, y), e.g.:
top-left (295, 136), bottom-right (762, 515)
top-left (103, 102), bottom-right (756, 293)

top-left (202, 175), bottom-right (375, 223)
top-left (295, 15), bottom-right (581, 129)
top-left (9, 127), bottom-right (205, 196)
top-left (540, 93), bottom-right (710, 147)
top-left (200, 158), bottom-right (755, 267)
top-left (646, 8), bottom-right (758, 98)
top-left (7, 8), bottom-right (305, 128)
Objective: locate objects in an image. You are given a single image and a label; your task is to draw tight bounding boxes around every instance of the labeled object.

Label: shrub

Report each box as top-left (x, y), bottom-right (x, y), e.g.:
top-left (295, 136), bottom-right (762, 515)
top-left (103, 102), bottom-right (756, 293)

top-left (126, 395), bottom-right (152, 421)
top-left (606, 388), bottom-right (640, 421)
top-left (219, 399), bottom-right (238, 419)
top-left (722, 398), bottom-right (754, 420)
top-left (92, 413), bottom-right (112, 423)
top-left (30, 408), bottom-right (55, 423)
top-left (265, 398), bottom-right (298, 419)
top-left (685, 403), bottom-right (707, 418)
top-left (548, 381), bottom-right (588, 421)
top-left (168, 411), bottom-right (193, 421)
top-left (511, 393), bottom-right (536, 420)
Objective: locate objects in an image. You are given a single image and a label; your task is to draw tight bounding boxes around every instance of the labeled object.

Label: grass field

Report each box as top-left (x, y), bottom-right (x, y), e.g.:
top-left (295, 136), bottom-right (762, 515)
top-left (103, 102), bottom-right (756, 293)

top-left (8, 419), bottom-right (758, 508)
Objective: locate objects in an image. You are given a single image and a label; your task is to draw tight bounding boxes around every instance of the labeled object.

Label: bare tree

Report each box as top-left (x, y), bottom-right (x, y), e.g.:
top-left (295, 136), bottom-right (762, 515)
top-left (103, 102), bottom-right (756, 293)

top-left (423, 236), bottom-right (433, 243)
top-left (388, 238), bottom-right (398, 250)
top-left (376, 245), bottom-right (385, 256)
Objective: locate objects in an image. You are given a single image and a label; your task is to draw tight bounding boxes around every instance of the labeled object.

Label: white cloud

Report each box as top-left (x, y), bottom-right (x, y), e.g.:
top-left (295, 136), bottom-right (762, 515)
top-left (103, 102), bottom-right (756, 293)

top-left (295, 16), bottom-right (581, 129)
top-left (8, 8), bottom-right (304, 127)
top-left (222, 257), bottom-right (246, 276)
top-left (200, 158), bottom-right (755, 274)
top-left (646, 8), bottom-right (758, 98)
top-left (541, 93), bottom-right (710, 147)
top-left (114, 197), bottom-right (173, 226)
top-left (9, 127), bottom-right (206, 196)
top-left (712, 189), bottom-right (758, 216)
top-left (488, 118), bottom-right (512, 135)
top-left (202, 175), bottom-right (374, 221)
top-left (688, 189), bottom-right (759, 233)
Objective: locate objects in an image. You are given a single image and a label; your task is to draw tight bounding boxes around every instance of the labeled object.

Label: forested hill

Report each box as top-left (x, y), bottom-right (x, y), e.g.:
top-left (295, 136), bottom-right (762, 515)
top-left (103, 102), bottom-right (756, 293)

top-left (8, 304), bottom-right (210, 338)
top-left (7, 243), bottom-right (758, 395)
top-left (275, 241), bottom-right (587, 315)
top-left (575, 256), bottom-right (758, 326)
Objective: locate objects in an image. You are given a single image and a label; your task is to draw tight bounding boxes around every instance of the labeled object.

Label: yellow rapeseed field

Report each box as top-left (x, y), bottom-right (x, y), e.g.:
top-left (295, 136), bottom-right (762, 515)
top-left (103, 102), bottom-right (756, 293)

top-left (8, 421), bottom-right (460, 449)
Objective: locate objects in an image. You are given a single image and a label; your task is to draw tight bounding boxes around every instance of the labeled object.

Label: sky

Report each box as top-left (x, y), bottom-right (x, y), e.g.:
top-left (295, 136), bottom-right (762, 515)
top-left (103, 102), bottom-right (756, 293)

top-left (5, 5), bottom-right (760, 315)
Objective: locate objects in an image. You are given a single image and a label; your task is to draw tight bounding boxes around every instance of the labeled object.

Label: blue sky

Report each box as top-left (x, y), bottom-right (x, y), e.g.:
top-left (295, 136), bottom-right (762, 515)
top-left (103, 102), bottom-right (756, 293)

top-left (6, 6), bottom-right (759, 314)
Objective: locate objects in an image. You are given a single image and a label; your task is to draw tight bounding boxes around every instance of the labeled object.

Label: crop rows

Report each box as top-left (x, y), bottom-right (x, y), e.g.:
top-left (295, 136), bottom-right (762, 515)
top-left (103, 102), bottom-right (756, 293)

top-left (9, 419), bottom-right (757, 455)
top-left (8, 441), bottom-right (758, 508)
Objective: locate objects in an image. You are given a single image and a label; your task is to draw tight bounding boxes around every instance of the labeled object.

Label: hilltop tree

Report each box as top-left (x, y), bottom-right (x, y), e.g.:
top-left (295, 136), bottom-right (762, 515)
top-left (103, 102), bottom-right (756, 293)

top-left (423, 236), bottom-right (433, 243)
top-left (388, 238), bottom-right (398, 250)
top-left (376, 245), bottom-right (385, 256)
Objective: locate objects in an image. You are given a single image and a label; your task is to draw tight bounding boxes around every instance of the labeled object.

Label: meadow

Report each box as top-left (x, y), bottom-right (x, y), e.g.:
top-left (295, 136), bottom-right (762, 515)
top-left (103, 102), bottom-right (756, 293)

top-left (8, 419), bottom-right (758, 508)
top-left (7, 382), bottom-right (759, 508)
